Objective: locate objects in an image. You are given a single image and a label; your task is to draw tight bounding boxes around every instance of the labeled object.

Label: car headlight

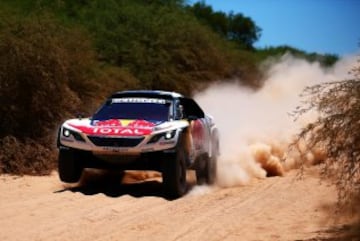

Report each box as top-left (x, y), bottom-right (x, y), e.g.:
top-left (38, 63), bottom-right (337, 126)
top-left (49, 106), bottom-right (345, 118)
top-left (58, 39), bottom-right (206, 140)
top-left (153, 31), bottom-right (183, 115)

top-left (164, 130), bottom-right (176, 140)
top-left (148, 130), bottom-right (177, 144)
top-left (63, 128), bottom-right (71, 137)
top-left (62, 127), bottom-right (86, 142)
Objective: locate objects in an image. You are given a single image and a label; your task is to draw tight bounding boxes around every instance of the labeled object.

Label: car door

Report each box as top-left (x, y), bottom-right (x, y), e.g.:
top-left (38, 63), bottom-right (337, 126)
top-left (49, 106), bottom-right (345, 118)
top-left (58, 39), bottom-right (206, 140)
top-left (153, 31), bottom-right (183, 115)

top-left (180, 98), bottom-right (210, 154)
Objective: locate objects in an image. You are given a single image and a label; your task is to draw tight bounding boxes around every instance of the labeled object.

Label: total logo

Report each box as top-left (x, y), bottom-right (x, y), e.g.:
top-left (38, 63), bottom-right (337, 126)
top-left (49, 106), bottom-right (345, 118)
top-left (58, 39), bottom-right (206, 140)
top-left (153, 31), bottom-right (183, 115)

top-left (92, 127), bottom-right (150, 135)
top-left (69, 119), bottom-right (155, 136)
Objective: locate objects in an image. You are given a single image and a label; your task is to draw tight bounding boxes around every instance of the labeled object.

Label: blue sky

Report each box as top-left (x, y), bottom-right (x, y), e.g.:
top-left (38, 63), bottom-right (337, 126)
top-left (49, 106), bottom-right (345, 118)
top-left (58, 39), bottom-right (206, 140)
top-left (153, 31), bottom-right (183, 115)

top-left (188, 0), bottom-right (360, 56)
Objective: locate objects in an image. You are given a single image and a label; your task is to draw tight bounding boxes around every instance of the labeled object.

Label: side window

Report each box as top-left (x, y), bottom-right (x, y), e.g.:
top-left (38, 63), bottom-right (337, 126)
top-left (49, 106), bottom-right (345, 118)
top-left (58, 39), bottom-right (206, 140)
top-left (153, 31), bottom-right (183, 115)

top-left (180, 98), bottom-right (205, 119)
top-left (174, 101), bottom-right (184, 120)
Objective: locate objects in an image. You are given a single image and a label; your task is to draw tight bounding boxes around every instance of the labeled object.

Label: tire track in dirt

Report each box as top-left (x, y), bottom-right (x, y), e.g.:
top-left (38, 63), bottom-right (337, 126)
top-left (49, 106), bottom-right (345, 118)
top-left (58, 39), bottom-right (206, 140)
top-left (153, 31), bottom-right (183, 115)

top-left (0, 167), bottom-right (352, 241)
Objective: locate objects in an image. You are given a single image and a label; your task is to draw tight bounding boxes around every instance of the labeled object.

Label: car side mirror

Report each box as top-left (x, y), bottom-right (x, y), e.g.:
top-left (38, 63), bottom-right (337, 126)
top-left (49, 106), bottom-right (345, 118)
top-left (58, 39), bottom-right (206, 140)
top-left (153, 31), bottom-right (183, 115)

top-left (77, 112), bottom-right (84, 120)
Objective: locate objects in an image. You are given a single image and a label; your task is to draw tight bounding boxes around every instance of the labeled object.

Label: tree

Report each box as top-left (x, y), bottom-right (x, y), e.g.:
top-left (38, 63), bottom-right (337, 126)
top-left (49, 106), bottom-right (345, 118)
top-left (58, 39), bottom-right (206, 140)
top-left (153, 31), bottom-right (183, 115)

top-left (188, 1), bottom-right (261, 49)
top-left (255, 45), bottom-right (338, 67)
top-left (227, 12), bottom-right (261, 49)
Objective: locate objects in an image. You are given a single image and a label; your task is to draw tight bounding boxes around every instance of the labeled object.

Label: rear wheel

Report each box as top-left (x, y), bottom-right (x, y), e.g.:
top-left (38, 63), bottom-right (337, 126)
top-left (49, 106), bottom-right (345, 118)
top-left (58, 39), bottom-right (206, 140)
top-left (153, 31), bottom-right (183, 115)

top-left (207, 135), bottom-right (219, 185)
top-left (195, 155), bottom-right (207, 185)
top-left (196, 136), bottom-right (218, 185)
top-left (196, 154), bottom-right (217, 185)
top-left (162, 138), bottom-right (188, 198)
top-left (58, 148), bottom-right (83, 183)
top-left (207, 154), bottom-right (217, 185)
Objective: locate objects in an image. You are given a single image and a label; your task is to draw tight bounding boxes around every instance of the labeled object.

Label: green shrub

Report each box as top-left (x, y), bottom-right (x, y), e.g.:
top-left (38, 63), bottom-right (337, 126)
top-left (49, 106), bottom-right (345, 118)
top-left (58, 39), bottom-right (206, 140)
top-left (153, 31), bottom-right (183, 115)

top-left (0, 14), bottom-right (96, 139)
top-left (0, 14), bottom-right (101, 174)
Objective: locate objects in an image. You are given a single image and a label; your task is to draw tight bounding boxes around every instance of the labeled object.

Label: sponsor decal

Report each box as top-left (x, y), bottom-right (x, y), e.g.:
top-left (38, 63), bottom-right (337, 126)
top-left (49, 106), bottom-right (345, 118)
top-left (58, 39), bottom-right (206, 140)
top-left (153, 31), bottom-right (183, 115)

top-left (102, 147), bottom-right (129, 152)
top-left (69, 119), bottom-right (155, 136)
top-left (93, 119), bottom-right (122, 126)
top-left (111, 98), bottom-right (166, 104)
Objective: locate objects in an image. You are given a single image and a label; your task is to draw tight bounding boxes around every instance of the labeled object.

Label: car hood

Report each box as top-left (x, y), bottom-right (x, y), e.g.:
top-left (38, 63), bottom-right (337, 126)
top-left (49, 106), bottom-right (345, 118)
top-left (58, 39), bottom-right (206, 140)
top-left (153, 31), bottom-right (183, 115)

top-left (65, 118), bottom-right (159, 136)
top-left (64, 118), bottom-right (187, 137)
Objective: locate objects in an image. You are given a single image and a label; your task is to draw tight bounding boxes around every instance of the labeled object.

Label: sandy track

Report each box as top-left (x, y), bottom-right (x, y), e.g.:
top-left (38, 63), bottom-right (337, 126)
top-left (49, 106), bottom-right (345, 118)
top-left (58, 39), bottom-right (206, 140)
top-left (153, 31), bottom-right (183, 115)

top-left (0, 167), bottom-right (354, 241)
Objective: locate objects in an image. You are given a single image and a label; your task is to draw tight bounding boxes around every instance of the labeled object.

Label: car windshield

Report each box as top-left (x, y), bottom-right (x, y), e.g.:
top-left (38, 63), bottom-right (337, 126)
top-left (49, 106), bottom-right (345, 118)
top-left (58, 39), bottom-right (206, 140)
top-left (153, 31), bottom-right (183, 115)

top-left (92, 98), bottom-right (171, 122)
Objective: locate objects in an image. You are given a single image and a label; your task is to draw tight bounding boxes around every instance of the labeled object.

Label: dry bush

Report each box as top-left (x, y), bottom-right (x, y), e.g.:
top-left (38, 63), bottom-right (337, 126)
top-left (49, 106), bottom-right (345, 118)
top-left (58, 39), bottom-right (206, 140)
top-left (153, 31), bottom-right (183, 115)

top-left (293, 62), bottom-right (360, 239)
top-left (0, 136), bottom-right (56, 175)
top-left (0, 14), bottom-right (98, 138)
top-left (0, 14), bottom-right (98, 174)
top-left (294, 61), bottom-right (360, 207)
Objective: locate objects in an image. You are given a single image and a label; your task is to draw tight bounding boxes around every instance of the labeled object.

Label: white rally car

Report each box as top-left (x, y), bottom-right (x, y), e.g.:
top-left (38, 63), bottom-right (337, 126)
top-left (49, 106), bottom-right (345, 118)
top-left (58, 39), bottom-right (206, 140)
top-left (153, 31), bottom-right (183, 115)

top-left (57, 90), bottom-right (219, 198)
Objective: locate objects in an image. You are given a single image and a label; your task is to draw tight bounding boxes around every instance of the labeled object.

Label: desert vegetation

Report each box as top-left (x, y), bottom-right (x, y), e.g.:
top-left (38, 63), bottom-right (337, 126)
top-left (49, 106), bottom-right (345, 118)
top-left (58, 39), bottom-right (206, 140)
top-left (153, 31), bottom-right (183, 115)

top-left (293, 59), bottom-right (360, 238)
top-left (294, 61), bottom-right (360, 204)
top-left (1, 1), bottom-right (360, 239)
top-left (0, 0), bottom-right (338, 175)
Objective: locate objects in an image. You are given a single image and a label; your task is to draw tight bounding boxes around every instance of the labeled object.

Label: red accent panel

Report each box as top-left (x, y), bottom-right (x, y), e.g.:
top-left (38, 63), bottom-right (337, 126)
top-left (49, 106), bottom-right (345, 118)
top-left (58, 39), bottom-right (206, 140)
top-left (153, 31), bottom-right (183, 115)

top-left (191, 120), bottom-right (205, 148)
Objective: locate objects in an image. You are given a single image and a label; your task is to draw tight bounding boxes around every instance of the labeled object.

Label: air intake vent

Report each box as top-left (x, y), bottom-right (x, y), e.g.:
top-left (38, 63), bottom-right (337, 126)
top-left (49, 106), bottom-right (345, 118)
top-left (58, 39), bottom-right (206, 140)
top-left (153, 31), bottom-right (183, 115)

top-left (88, 136), bottom-right (144, 147)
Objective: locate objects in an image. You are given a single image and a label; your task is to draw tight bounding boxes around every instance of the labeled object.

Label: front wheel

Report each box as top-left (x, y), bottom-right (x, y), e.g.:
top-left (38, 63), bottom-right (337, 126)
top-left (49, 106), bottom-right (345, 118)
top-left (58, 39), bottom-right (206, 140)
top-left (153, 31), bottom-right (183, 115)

top-left (162, 139), bottom-right (188, 199)
top-left (58, 148), bottom-right (83, 183)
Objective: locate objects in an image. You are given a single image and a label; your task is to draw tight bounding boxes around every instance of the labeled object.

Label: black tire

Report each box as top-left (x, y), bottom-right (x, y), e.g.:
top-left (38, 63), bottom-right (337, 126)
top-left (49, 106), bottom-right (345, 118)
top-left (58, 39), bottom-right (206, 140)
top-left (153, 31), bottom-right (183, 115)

top-left (196, 136), bottom-right (218, 185)
top-left (162, 138), bottom-right (188, 199)
top-left (58, 148), bottom-right (83, 183)
top-left (195, 155), bottom-right (207, 185)
top-left (196, 155), bottom-right (217, 185)
top-left (207, 135), bottom-right (219, 185)
top-left (207, 154), bottom-right (217, 185)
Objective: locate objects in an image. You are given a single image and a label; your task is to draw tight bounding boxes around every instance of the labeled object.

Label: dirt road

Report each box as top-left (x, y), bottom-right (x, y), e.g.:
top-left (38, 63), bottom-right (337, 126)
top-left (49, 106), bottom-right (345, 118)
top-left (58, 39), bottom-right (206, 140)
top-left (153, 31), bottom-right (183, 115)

top-left (0, 167), bottom-right (355, 241)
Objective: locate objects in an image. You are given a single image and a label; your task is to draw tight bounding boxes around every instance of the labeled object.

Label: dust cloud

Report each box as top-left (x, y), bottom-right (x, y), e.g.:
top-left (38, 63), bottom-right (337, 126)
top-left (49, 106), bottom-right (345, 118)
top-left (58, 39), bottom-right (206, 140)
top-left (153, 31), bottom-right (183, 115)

top-left (195, 54), bottom-right (357, 188)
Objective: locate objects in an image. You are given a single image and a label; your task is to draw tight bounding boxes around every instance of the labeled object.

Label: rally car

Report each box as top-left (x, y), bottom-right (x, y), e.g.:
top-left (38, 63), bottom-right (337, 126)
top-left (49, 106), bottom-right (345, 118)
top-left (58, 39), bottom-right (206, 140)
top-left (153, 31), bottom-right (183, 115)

top-left (57, 90), bottom-right (219, 198)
